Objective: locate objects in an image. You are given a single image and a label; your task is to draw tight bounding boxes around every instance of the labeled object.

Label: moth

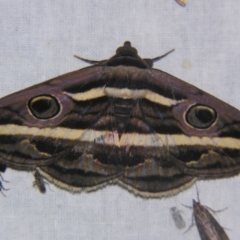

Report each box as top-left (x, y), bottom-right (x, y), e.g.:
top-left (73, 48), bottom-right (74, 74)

top-left (0, 41), bottom-right (240, 197)
top-left (183, 186), bottom-right (230, 240)
top-left (170, 207), bottom-right (186, 229)
top-left (191, 199), bottom-right (230, 240)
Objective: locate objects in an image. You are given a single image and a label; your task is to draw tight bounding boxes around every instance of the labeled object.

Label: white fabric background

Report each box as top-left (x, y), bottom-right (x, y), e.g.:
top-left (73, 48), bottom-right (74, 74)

top-left (0, 1), bottom-right (240, 239)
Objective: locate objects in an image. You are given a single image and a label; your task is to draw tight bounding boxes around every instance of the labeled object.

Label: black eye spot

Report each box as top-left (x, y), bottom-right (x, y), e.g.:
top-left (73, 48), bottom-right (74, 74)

top-left (186, 104), bottom-right (217, 129)
top-left (28, 95), bottom-right (60, 119)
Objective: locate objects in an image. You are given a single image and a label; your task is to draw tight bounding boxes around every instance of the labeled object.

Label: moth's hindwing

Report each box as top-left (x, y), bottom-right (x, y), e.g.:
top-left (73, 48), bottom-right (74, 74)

top-left (0, 41), bottom-right (240, 197)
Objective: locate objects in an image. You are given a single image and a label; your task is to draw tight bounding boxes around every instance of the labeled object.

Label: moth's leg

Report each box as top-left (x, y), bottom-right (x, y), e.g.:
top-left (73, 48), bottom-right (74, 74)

top-left (203, 205), bottom-right (228, 214)
top-left (33, 171), bottom-right (46, 194)
top-left (0, 174), bottom-right (9, 196)
top-left (181, 202), bottom-right (195, 233)
top-left (183, 211), bottom-right (195, 234)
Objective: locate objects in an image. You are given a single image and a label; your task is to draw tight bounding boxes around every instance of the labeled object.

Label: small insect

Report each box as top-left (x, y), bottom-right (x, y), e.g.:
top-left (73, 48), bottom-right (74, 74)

top-left (192, 199), bottom-right (230, 240)
top-left (170, 207), bottom-right (186, 229)
top-left (33, 171), bottom-right (46, 193)
top-left (175, 0), bottom-right (186, 7)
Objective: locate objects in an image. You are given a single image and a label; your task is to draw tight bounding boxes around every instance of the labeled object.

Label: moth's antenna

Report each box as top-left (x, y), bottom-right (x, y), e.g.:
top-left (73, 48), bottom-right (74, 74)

top-left (73, 55), bottom-right (101, 65)
top-left (196, 185), bottom-right (200, 203)
top-left (152, 49), bottom-right (175, 63)
top-left (75, 48), bottom-right (175, 66)
top-left (182, 184), bottom-right (200, 234)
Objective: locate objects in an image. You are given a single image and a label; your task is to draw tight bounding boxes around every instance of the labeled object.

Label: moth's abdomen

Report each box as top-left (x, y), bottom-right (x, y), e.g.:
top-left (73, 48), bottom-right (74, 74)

top-left (113, 98), bottom-right (134, 117)
top-left (113, 98), bottom-right (134, 130)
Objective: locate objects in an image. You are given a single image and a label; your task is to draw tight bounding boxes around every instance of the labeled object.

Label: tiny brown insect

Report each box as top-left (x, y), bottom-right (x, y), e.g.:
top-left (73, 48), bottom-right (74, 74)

top-left (192, 199), bottom-right (230, 240)
top-left (175, 0), bottom-right (186, 7)
top-left (33, 171), bottom-right (46, 193)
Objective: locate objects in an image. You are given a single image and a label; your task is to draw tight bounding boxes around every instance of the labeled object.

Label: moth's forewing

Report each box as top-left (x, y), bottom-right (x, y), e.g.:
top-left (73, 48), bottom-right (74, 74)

top-left (193, 200), bottom-right (230, 240)
top-left (0, 41), bottom-right (240, 196)
top-left (0, 68), bottom-right (102, 169)
top-left (150, 70), bottom-right (240, 178)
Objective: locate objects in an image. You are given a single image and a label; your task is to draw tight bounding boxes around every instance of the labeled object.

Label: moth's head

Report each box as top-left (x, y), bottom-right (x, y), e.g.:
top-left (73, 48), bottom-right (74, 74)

top-left (104, 41), bottom-right (151, 68)
top-left (75, 41), bottom-right (174, 69)
top-left (192, 199), bottom-right (198, 206)
top-left (105, 41), bottom-right (174, 69)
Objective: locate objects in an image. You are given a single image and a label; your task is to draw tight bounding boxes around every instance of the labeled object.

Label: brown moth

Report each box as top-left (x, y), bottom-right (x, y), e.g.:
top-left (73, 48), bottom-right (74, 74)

top-left (0, 41), bottom-right (240, 197)
top-left (192, 199), bottom-right (230, 240)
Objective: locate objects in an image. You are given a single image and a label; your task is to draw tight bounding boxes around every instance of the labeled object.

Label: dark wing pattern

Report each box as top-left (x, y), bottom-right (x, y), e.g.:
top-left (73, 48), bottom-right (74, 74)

top-left (0, 42), bottom-right (240, 197)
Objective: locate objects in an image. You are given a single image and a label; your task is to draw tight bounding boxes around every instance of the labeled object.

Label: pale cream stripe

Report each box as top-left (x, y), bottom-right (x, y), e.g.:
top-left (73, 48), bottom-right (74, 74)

top-left (65, 87), bottom-right (105, 101)
top-left (1, 124), bottom-right (240, 150)
top-left (65, 87), bottom-right (180, 106)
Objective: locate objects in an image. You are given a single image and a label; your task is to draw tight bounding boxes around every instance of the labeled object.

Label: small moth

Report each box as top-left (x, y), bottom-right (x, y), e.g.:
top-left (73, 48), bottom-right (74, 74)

top-left (192, 199), bottom-right (230, 240)
top-left (33, 171), bottom-right (46, 193)
top-left (170, 207), bottom-right (186, 229)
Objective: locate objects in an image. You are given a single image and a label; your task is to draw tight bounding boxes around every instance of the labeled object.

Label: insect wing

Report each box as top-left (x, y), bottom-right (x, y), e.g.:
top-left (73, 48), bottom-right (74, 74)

top-left (0, 42), bottom-right (240, 196)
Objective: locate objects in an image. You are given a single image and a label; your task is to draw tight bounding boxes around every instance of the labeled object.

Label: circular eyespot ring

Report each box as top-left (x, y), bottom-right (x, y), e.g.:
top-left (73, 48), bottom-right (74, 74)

top-left (186, 104), bottom-right (217, 129)
top-left (28, 95), bottom-right (60, 119)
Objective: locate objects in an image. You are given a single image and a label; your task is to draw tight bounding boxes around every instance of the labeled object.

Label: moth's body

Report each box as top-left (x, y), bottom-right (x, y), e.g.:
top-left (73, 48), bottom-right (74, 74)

top-left (33, 171), bottom-right (46, 193)
top-left (193, 200), bottom-right (229, 240)
top-left (0, 42), bottom-right (240, 197)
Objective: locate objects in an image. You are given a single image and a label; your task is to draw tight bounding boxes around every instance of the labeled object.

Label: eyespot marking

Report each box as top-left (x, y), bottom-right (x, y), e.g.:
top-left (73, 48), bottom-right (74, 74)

top-left (28, 95), bottom-right (60, 119)
top-left (186, 104), bottom-right (217, 129)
